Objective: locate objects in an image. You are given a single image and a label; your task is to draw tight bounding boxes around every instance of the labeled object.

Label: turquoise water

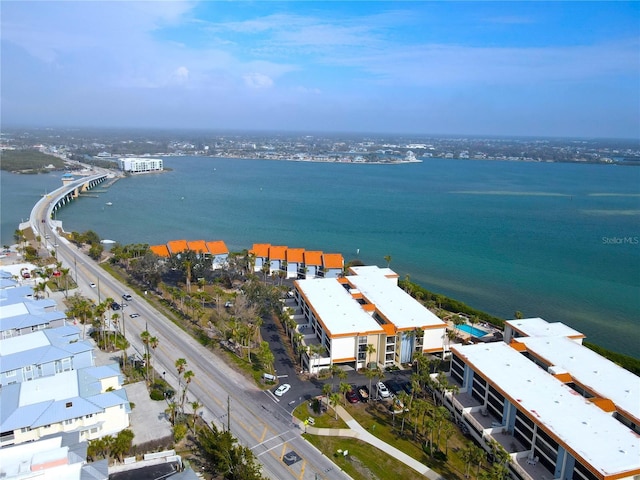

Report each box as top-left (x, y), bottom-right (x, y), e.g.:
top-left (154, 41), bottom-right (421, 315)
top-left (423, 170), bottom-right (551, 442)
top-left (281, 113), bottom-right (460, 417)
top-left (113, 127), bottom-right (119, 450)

top-left (457, 324), bottom-right (490, 338)
top-left (2, 157), bottom-right (639, 356)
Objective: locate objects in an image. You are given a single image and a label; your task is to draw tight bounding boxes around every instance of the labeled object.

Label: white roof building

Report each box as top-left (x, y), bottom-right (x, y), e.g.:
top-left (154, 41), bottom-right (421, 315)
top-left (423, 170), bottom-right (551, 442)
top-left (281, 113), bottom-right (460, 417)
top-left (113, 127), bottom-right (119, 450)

top-left (292, 266), bottom-right (446, 372)
top-left (451, 342), bottom-right (640, 480)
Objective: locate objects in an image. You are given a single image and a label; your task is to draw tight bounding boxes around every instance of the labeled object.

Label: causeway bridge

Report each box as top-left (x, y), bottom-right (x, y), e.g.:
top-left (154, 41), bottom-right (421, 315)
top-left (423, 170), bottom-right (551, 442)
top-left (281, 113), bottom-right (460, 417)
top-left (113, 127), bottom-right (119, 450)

top-left (25, 172), bottom-right (111, 238)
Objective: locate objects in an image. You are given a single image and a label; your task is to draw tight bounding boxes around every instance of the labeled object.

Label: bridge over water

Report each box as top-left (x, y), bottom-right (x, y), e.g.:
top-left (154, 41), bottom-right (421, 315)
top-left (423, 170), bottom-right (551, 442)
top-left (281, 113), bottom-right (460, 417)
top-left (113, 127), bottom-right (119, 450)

top-left (23, 172), bottom-right (111, 239)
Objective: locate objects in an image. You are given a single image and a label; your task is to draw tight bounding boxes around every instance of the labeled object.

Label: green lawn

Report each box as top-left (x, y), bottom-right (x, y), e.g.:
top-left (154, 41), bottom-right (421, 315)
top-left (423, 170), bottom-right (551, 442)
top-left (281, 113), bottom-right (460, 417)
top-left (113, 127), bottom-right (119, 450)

top-left (303, 435), bottom-right (425, 480)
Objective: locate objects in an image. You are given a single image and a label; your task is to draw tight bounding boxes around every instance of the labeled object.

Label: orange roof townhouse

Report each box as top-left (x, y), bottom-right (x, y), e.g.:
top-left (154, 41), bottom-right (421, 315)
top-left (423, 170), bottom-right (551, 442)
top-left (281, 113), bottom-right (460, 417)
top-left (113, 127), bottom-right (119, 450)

top-left (249, 243), bottom-right (270, 273)
top-left (285, 248), bottom-right (305, 278)
top-left (150, 244), bottom-right (170, 258)
top-left (321, 253), bottom-right (344, 278)
top-left (167, 239), bottom-right (188, 256)
top-left (302, 251), bottom-right (323, 278)
top-left (268, 245), bottom-right (288, 272)
top-left (187, 240), bottom-right (208, 257)
top-left (206, 240), bottom-right (229, 269)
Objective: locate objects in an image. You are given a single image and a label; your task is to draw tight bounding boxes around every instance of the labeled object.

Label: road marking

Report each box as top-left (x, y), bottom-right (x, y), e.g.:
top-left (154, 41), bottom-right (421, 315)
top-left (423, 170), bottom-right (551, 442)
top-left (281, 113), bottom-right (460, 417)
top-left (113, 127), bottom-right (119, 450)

top-left (260, 425), bottom-right (268, 443)
top-left (298, 460), bottom-right (306, 480)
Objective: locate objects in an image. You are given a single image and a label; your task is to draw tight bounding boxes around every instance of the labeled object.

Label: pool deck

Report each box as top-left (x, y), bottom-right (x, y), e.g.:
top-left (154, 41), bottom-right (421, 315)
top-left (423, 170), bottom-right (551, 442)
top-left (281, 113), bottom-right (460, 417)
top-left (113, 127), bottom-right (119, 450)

top-left (443, 313), bottom-right (502, 345)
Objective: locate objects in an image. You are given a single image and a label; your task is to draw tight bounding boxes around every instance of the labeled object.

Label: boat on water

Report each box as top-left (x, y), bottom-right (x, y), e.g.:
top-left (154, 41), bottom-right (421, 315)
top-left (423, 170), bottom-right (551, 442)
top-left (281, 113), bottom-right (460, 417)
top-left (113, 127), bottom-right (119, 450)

top-left (105, 202), bottom-right (113, 206)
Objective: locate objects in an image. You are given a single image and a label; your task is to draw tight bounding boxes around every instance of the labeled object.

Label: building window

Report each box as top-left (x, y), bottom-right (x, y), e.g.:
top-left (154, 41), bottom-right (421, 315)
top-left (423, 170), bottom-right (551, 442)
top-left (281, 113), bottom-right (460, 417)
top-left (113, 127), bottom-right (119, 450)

top-left (6, 369), bottom-right (16, 377)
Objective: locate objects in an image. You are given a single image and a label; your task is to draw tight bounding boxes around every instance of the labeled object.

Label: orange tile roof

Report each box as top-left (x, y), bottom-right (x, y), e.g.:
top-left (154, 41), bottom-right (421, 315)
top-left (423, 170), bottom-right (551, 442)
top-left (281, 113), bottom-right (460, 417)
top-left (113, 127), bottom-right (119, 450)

top-left (250, 243), bottom-right (270, 258)
top-left (206, 240), bottom-right (229, 255)
top-left (286, 248), bottom-right (305, 263)
top-left (187, 240), bottom-right (207, 254)
top-left (322, 253), bottom-right (344, 269)
top-left (304, 251), bottom-right (323, 265)
top-left (150, 245), bottom-right (170, 257)
top-left (269, 245), bottom-right (288, 261)
top-left (167, 239), bottom-right (188, 254)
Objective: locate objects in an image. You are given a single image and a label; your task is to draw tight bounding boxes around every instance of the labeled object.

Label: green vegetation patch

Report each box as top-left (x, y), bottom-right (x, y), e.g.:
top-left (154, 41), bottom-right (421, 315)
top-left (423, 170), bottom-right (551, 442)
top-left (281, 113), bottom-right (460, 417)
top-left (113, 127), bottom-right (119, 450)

top-left (304, 435), bottom-right (429, 480)
top-left (1, 150), bottom-right (67, 173)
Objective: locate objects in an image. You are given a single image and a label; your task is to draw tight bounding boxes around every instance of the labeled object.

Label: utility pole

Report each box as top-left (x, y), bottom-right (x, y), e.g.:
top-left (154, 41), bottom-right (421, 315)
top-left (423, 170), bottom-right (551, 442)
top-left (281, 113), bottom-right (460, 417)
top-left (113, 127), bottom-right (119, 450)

top-left (227, 395), bottom-right (231, 432)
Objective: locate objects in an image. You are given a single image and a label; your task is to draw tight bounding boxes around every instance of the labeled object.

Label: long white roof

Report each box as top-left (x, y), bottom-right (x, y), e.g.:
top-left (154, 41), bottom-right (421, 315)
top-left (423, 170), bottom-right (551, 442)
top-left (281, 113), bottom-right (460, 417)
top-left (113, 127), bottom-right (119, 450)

top-left (506, 317), bottom-right (584, 338)
top-left (517, 336), bottom-right (640, 424)
top-left (453, 342), bottom-right (640, 478)
top-left (295, 278), bottom-right (383, 337)
top-left (347, 269), bottom-right (445, 330)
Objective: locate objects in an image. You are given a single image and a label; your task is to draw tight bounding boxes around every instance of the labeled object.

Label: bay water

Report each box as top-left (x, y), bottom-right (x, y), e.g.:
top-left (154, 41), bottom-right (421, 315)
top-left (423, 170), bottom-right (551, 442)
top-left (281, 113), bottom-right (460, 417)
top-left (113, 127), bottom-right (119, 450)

top-left (2, 157), bottom-right (639, 357)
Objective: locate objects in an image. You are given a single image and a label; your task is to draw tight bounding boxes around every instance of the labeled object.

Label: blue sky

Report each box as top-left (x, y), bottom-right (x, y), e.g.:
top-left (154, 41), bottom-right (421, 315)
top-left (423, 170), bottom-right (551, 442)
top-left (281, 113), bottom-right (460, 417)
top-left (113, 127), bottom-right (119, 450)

top-left (2, 1), bottom-right (638, 138)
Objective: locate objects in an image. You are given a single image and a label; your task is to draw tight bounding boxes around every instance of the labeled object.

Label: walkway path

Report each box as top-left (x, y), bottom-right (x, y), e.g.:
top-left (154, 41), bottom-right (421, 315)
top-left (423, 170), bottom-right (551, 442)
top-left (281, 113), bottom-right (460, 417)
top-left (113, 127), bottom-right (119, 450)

top-left (299, 405), bottom-right (445, 480)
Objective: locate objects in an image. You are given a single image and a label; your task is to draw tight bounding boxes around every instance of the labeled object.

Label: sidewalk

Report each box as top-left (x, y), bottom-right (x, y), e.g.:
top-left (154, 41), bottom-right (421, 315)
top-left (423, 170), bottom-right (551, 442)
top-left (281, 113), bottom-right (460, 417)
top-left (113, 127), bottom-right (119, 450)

top-left (299, 406), bottom-right (445, 480)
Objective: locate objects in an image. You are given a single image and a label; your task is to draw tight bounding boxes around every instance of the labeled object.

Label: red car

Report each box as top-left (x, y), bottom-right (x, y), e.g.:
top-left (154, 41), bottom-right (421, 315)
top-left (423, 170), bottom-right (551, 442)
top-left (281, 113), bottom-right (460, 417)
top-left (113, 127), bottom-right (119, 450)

top-left (345, 387), bottom-right (359, 404)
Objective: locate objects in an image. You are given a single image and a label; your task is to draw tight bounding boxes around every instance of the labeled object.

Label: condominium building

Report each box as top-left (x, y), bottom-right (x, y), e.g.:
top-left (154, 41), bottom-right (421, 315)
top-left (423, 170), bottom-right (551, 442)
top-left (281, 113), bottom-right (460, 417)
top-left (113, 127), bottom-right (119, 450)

top-left (118, 157), bottom-right (163, 173)
top-left (290, 265), bottom-right (446, 373)
top-left (444, 318), bottom-right (640, 480)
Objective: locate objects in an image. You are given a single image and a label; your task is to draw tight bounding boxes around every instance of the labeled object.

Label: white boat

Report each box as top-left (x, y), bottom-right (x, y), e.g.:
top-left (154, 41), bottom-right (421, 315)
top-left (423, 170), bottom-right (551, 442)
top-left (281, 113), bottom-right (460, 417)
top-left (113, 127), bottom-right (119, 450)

top-left (105, 202), bottom-right (113, 206)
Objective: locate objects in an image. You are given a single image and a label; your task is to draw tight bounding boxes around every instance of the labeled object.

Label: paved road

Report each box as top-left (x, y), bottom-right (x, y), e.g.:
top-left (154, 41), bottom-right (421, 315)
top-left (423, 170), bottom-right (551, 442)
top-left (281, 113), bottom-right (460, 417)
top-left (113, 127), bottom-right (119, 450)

top-left (28, 187), bottom-right (352, 480)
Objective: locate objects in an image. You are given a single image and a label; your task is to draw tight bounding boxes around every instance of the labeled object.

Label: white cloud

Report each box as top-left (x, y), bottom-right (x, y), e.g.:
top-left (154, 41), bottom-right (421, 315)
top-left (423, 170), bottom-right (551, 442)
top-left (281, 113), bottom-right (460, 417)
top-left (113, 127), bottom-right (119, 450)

top-left (172, 66), bottom-right (190, 84)
top-left (243, 73), bottom-right (274, 89)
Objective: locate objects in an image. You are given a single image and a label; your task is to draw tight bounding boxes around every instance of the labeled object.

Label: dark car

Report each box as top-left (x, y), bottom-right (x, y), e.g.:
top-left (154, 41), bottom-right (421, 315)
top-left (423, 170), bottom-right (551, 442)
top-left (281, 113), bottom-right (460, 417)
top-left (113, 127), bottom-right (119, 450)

top-left (387, 381), bottom-right (404, 397)
top-left (401, 381), bottom-right (413, 395)
top-left (110, 302), bottom-right (120, 310)
top-left (357, 385), bottom-right (370, 402)
top-left (345, 387), bottom-right (359, 404)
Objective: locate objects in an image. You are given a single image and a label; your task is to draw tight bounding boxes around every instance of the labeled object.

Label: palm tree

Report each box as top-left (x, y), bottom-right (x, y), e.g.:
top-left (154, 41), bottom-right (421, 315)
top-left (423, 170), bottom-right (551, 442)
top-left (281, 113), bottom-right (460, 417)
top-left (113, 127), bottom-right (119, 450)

top-left (366, 343), bottom-right (376, 369)
top-left (461, 443), bottom-right (475, 478)
top-left (322, 383), bottom-right (333, 408)
top-left (307, 344), bottom-right (326, 376)
top-left (364, 368), bottom-right (377, 397)
top-left (175, 358), bottom-right (187, 390)
top-left (328, 393), bottom-right (341, 420)
top-left (183, 259), bottom-right (193, 293)
top-left (384, 255), bottom-right (392, 267)
top-left (472, 444), bottom-right (487, 478)
top-left (149, 336), bottom-right (159, 382)
top-left (181, 370), bottom-right (195, 414)
top-left (140, 330), bottom-right (151, 381)
top-left (190, 399), bottom-right (202, 431)
top-left (339, 382), bottom-right (351, 406)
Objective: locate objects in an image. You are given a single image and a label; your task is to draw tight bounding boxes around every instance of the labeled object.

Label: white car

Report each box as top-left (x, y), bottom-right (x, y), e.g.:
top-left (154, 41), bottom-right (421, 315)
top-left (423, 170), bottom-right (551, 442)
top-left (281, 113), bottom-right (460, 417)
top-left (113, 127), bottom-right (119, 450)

top-left (89, 283), bottom-right (96, 288)
top-left (274, 384), bottom-right (291, 397)
top-left (377, 381), bottom-right (390, 398)
top-left (129, 313), bottom-right (140, 318)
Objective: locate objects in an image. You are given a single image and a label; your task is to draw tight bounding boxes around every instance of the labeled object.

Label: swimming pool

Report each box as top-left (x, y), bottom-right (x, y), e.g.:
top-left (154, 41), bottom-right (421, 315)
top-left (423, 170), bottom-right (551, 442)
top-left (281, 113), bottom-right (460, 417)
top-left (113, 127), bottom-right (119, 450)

top-left (457, 324), bottom-right (490, 337)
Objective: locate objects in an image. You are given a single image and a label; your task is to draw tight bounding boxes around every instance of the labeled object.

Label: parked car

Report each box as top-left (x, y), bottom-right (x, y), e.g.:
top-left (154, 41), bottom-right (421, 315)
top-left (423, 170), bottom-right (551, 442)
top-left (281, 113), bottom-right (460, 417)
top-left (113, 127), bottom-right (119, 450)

top-left (345, 387), bottom-right (359, 404)
top-left (387, 380), bottom-right (403, 397)
top-left (402, 381), bottom-right (413, 395)
top-left (274, 384), bottom-right (291, 397)
top-left (377, 381), bottom-right (390, 398)
top-left (357, 385), bottom-right (370, 402)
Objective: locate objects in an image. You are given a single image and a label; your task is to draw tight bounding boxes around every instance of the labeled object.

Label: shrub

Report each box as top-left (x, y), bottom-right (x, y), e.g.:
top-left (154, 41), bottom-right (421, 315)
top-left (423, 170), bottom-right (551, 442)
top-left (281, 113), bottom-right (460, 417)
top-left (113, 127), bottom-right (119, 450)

top-left (150, 389), bottom-right (165, 401)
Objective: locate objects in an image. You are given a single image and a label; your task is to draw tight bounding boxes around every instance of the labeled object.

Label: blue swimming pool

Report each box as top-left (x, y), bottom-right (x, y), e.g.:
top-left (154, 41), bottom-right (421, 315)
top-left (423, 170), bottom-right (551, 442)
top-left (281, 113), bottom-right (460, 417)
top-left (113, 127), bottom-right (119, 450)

top-left (457, 324), bottom-right (490, 337)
